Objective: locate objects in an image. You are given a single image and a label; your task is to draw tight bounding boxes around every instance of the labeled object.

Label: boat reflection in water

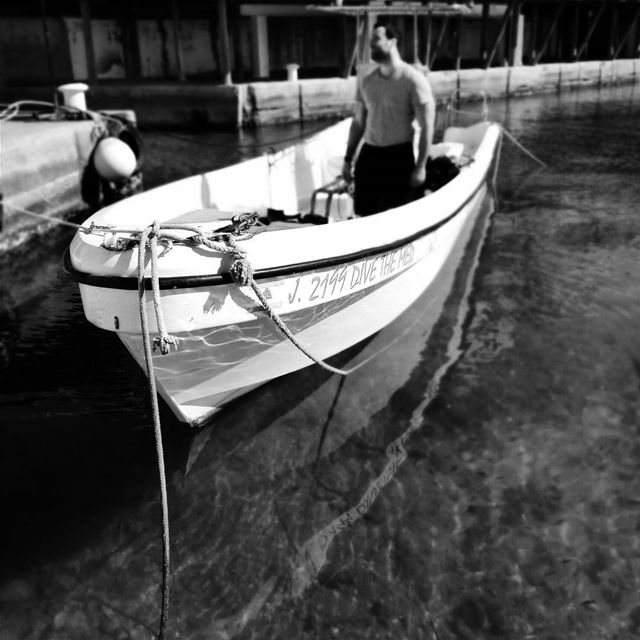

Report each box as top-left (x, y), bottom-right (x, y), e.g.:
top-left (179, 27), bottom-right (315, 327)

top-left (166, 194), bottom-right (495, 638)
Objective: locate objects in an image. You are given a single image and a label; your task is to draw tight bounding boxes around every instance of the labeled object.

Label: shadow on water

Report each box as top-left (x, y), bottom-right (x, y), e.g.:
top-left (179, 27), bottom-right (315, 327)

top-left (3, 84), bottom-right (640, 639)
top-left (0, 176), bottom-right (494, 639)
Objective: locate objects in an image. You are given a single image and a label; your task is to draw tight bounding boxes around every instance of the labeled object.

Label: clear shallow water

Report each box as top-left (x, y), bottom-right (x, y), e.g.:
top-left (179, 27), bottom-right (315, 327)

top-left (2, 85), bottom-right (640, 639)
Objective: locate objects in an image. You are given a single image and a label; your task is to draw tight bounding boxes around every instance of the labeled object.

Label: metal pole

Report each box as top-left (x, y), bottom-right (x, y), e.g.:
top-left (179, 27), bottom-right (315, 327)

top-left (343, 16), bottom-right (361, 77)
top-left (40, 0), bottom-right (56, 98)
top-left (425, 10), bottom-right (432, 68)
top-left (118, 4), bottom-right (140, 80)
top-left (455, 12), bottom-right (462, 71)
top-left (430, 14), bottom-right (450, 69)
top-left (508, 3), bottom-right (521, 66)
top-left (530, 1), bottom-right (539, 64)
top-left (576, 2), bottom-right (606, 61)
top-left (171, 0), bottom-right (186, 81)
top-left (80, 0), bottom-right (97, 82)
top-left (217, 0), bottom-right (232, 84)
top-left (613, 9), bottom-right (640, 59)
top-left (533, 0), bottom-right (565, 65)
top-left (609, 3), bottom-right (619, 59)
top-left (413, 11), bottom-right (419, 64)
top-left (486, 1), bottom-right (515, 68)
top-left (480, 0), bottom-right (489, 66)
top-left (571, 2), bottom-right (580, 61)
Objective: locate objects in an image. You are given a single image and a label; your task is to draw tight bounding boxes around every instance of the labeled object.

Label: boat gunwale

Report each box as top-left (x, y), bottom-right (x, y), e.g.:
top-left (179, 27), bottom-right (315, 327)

top-left (63, 163), bottom-right (490, 292)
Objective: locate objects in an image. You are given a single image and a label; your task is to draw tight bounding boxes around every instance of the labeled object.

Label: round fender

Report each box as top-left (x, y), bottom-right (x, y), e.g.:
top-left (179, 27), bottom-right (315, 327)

top-left (93, 137), bottom-right (137, 181)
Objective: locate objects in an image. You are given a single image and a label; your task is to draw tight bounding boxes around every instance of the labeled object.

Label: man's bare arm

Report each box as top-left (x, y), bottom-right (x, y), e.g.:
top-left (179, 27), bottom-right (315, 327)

top-left (411, 92), bottom-right (436, 187)
top-left (415, 91), bottom-right (436, 169)
top-left (342, 103), bottom-right (367, 181)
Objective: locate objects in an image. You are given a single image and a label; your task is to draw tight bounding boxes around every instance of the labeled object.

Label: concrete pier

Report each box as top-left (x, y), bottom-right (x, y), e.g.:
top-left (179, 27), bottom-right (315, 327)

top-left (3, 59), bottom-right (639, 129)
top-left (0, 120), bottom-right (98, 250)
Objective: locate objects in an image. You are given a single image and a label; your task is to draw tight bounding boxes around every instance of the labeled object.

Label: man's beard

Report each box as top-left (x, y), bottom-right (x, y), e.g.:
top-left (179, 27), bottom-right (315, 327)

top-left (371, 48), bottom-right (391, 63)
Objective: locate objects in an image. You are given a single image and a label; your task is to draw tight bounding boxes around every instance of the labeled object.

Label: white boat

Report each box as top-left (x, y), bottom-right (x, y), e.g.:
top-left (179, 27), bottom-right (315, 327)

top-left (66, 118), bottom-right (501, 427)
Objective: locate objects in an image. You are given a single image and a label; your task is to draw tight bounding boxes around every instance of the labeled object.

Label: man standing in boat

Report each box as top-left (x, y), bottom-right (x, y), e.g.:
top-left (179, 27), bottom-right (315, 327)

top-left (342, 22), bottom-right (435, 216)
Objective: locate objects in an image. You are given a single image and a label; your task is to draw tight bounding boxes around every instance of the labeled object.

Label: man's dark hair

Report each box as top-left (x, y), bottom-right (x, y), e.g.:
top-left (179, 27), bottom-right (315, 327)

top-left (372, 21), bottom-right (402, 46)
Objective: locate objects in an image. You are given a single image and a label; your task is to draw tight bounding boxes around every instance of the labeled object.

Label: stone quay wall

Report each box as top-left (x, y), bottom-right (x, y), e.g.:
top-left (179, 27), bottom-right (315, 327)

top-left (3, 59), bottom-right (639, 129)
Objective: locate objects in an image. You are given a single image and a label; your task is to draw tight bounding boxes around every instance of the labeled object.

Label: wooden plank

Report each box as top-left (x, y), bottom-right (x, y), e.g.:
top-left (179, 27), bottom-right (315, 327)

top-left (309, 4), bottom-right (464, 18)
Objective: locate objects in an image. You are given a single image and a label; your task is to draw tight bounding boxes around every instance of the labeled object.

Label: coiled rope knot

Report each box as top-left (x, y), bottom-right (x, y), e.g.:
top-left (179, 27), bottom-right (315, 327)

top-left (153, 334), bottom-right (179, 355)
top-left (217, 236), bottom-right (252, 287)
top-left (229, 252), bottom-right (253, 286)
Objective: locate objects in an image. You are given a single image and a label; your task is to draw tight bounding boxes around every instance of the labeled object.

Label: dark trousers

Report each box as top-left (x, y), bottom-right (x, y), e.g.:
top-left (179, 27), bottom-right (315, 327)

top-left (353, 142), bottom-right (415, 216)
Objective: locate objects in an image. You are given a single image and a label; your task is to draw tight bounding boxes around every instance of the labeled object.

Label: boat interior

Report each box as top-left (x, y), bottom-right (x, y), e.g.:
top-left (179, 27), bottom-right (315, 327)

top-left (161, 121), bottom-right (490, 235)
top-left (91, 120), bottom-right (492, 241)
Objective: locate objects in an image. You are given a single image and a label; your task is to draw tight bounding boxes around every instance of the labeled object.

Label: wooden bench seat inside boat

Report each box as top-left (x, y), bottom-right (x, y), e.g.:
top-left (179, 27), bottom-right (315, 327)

top-left (166, 207), bottom-right (236, 225)
top-left (166, 207), bottom-right (322, 233)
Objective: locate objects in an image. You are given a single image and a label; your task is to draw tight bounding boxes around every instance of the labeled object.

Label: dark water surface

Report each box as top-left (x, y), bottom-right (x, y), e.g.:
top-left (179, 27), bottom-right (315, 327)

top-left (2, 85), bottom-right (640, 639)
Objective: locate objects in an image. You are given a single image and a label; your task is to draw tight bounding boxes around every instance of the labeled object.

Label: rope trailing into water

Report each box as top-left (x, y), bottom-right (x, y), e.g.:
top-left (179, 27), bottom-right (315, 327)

top-left (5, 202), bottom-right (151, 236)
top-left (127, 217), bottom-right (360, 637)
top-left (448, 100), bottom-right (547, 169)
top-left (129, 218), bottom-right (356, 375)
top-left (137, 226), bottom-right (171, 640)
top-left (499, 125), bottom-right (547, 168)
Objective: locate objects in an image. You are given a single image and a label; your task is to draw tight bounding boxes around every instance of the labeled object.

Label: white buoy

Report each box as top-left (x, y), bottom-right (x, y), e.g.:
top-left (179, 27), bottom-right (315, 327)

top-left (57, 82), bottom-right (89, 111)
top-left (93, 137), bottom-right (137, 181)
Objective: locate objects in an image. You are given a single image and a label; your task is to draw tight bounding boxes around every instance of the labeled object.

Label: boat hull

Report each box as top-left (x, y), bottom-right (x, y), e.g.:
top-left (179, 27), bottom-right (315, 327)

top-left (117, 183), bottom-right (488, 426)
top-left (67, 118), bottom-right (501, 426)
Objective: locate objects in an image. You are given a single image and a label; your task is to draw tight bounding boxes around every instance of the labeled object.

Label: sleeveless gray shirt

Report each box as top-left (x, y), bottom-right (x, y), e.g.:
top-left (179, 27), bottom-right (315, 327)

top-left (357, 62), bottom-right (433, 147)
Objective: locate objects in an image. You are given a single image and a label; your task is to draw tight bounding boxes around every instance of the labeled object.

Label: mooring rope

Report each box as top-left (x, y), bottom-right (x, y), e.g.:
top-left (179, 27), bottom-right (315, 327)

top-left (448, 100), bottom-right (547, 169)
top-left (128, 217), bottom-right (365, 635)
top-left (137, 226), bottom-right (171, 640)
top-left (225, 242), bottom-right (353, 376)
top-left (5, 202), bottom-right (358, 376)
top-left (5, 203), bottom-right (148, 236)
top-left (136, 223), bottom-right (357, 376)
top-left (499, 125), bottom-right (547, 168)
